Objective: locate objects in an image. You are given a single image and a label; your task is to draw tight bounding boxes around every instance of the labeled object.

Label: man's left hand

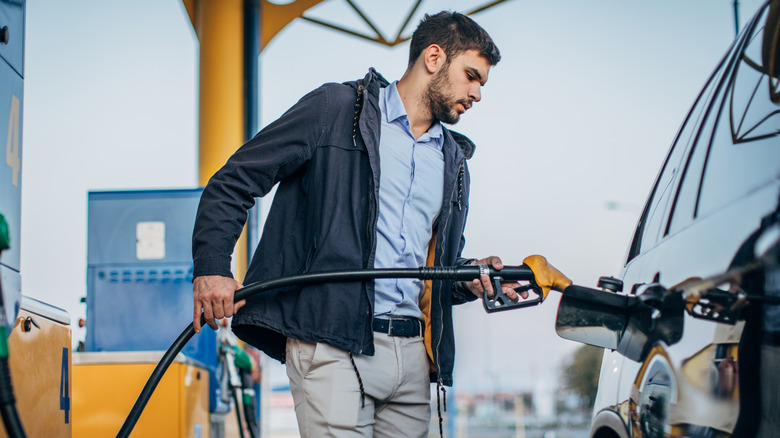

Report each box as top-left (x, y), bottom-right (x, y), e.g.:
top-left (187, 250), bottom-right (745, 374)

top-left (465, 256), bottom-right (528, 301)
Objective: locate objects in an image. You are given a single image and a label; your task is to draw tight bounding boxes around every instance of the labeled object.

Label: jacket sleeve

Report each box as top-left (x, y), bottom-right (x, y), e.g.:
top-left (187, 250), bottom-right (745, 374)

top-left (452, 237), bottom-right (479, 304)
top-left (192, 85), bottom-right (330, 278)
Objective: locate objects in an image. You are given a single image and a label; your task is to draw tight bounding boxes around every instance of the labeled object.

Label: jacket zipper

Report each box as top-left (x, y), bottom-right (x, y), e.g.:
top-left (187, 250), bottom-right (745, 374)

top-left (358, 81), bottom-right (376, 354)
top-left (361, 186), bottom-right (376, 353)
top-left (352, 85), bottom-right (364, 148)
top-left (433, 157), bottom-right (465, 380)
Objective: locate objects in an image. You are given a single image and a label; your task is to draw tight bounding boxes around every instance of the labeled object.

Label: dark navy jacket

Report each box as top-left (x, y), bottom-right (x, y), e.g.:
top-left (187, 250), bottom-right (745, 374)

top-left (192, 69), bottom-right (477, 386)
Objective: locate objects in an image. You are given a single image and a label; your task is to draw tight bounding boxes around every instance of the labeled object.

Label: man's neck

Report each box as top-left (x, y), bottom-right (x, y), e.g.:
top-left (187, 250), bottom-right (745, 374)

top-left (395, 74), bottom-right (435, 140)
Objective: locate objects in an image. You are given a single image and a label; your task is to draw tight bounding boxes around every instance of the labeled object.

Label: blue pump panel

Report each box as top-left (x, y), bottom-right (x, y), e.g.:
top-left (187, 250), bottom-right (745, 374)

top-left (0, 0), bottom-right (25, 77)
top-left (87, 189), bottom-right (202, 266)
top-left (86, 189), bottom-right (225, 412)
top-left (0, 60), bottom-right (22, 273)
top-left (85, 264), bottom-right (214, 356)
top-left (0, 0), bottom-right (24, 332)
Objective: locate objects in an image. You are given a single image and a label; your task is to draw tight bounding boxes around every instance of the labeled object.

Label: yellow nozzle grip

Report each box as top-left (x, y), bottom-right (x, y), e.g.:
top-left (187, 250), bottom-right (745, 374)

top-left (523, 255), bottom-right (573, 300)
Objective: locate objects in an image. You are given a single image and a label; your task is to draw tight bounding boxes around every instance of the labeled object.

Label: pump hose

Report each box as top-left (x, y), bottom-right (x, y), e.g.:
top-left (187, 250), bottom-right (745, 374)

top-left (231, 387), bottom-right (245, 438)
top-left (0, 306), bottom-right (23, 438)
top-left (240, 368), bottom-right (259, 438)
top-left (116, 264), bottom-right (533, 437)
top-left (0, 356), bottom-right (24, 438)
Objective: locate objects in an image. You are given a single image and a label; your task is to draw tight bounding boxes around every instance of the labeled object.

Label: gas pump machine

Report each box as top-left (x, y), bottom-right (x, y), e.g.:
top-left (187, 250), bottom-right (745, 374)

top-left (73, 189), bottom-right (253, 437)
top-left (1, 1), bottom-right (73, 437)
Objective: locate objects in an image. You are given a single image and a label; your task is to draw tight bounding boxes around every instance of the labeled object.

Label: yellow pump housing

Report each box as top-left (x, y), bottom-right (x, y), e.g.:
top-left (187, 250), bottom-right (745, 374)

top-left (0, 297), bottom-right (71, 438)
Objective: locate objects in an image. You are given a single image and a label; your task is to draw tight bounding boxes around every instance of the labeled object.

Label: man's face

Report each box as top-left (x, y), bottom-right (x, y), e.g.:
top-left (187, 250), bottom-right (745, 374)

top-left (424, 49), bottom-right (491, 125)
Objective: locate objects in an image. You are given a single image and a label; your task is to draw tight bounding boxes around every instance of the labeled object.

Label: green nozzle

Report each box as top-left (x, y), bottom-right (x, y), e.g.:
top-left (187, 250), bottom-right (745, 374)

top-left (0, 214), bottom-right (9, 252)
top-left (231, 345), bottom-right (253, 372)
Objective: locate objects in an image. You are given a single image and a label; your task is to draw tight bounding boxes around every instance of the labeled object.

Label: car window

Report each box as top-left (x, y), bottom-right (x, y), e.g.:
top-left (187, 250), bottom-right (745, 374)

top-left (666, 63), bottom-right (729, 236)
top-left (626, 55), bottom-right (729, 262)
top-left (697, 6), bottom-right (780, 217)
top-left (639, 137), bottom-right (686, 251)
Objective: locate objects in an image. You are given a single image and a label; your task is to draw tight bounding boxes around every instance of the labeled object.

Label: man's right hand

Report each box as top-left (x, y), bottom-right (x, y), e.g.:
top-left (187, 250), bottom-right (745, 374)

top-left (193, 275), bottom-right (245, 333)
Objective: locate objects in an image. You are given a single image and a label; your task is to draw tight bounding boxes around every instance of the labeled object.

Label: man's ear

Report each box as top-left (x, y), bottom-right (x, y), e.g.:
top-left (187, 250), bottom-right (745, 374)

top-left (422, 44), bottom-right (447, 74)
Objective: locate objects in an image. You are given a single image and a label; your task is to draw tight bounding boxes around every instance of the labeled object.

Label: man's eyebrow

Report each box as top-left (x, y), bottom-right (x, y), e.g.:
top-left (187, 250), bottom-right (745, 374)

top-left (467, 66), bottom-right (487, 85)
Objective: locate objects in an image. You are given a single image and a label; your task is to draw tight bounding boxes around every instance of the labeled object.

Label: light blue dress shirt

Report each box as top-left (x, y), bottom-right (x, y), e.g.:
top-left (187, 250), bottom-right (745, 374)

top-left (374, 82), bottom-right (445, 319)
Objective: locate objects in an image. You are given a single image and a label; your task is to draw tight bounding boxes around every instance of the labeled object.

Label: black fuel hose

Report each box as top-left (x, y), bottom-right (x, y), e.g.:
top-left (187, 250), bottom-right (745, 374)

top-left (0, 293), bottom-right (24, 438)
top-left (240, 368), bottom-right (259, 438)
top-left (116, 264), bottom-right (534, 437)
top-left (231, 388), bottom-right (245, 438)
top-left (0, 356), bottom-right (24, 438)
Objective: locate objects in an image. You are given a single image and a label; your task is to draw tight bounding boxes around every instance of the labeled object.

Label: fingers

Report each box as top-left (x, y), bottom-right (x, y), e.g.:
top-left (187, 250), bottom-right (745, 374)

top-left (486, 256), bottom-right (503, 270)
top-left (193, 299), bottom-right (203, 333)
top-left (202, 303), bottom-right (219, 331)
top-left (503, 285), bottom-right (519, 302)
top-left (468, 273), bottom-right (495, 298)
top-left (192, 275), bottom-right (241, 333)
top-left (193, 300), bottom-right (218, 334)
top-left (483, 274), bottom-right (494, 297)
top-left (470, 256), bottom-right (503, 298)
top-left (207, 301), bottom-right (222, 330)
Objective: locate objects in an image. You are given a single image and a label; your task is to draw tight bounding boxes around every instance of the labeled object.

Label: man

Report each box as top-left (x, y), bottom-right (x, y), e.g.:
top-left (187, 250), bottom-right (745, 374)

top-left (192, 11), bottom-right (523, 437)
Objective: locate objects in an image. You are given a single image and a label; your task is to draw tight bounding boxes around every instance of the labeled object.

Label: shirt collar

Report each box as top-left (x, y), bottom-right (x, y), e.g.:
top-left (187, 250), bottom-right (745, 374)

top-left (382, 82), bottom-right (443, 147)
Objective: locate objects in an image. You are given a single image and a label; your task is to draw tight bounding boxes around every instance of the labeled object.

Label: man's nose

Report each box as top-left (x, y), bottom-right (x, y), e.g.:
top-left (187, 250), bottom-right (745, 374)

top-left (469, 85), bottom-right (481, 102)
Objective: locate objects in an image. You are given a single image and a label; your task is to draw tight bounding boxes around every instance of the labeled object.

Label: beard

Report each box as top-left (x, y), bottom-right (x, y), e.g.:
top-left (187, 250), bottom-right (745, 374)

top-left (423, 67), bottom-right (471, 125)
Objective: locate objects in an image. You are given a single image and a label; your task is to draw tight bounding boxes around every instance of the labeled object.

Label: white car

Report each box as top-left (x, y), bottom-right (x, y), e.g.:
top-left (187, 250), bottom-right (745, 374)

top-left (555, 1), bottom-right (779, 436)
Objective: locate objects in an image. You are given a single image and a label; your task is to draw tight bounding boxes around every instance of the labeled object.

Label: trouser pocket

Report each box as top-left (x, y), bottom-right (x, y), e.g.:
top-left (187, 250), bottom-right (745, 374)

top-left (286, 339), bottom-right (374, 435)
top-left (286, 337), bottom-right (318, 377)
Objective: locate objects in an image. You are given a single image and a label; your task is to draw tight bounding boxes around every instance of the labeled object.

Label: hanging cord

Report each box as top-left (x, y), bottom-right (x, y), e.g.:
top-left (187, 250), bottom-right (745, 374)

top-left (348, 352), bottom-right (366, 408)
top-left (436, 381), bottom-right (447, 437)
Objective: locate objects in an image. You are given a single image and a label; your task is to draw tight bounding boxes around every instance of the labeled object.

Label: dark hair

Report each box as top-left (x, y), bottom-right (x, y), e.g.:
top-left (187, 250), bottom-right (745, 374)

top-left (408, 11), bottom-right (501, 67)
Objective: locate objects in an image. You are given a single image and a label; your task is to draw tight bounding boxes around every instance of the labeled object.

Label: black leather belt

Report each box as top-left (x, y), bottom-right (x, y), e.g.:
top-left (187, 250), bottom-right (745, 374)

top-left (372, 317), bottom-right (423, 337)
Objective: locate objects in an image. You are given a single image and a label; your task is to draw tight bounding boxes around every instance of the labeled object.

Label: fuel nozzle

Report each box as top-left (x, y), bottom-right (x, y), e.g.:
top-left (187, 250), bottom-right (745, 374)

top-left (0, 213), bottom-right (12, 333)
top-left (481, 256), bottom-right (573, 313)
top-left (0, 214), bottom-right (9, 253)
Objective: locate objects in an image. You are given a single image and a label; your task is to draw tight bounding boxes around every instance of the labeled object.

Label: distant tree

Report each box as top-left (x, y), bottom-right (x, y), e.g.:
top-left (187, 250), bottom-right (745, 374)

top-left (561, 345), bottom-right (603, 408)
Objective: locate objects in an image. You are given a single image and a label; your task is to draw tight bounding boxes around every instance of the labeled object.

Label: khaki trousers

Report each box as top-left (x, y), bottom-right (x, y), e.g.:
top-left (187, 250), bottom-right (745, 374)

top-left (757, 344), bottom-right (780, 437)
top-left (285, 332), bottom-right (431, 438)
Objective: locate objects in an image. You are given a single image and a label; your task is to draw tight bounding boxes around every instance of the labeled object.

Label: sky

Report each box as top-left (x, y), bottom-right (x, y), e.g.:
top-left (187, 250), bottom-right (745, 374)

top-left (17, 0), bottom-right (766, 397)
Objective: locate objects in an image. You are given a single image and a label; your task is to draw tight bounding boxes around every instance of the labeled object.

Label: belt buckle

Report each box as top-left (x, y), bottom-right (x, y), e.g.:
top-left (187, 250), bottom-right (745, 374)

top-left (385, 318), bottom-right (420, 337)
top-left (388, 318), bottom-right (408, 336)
